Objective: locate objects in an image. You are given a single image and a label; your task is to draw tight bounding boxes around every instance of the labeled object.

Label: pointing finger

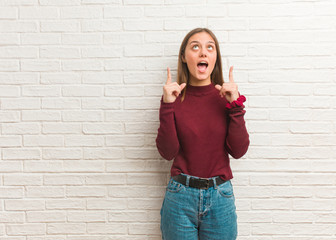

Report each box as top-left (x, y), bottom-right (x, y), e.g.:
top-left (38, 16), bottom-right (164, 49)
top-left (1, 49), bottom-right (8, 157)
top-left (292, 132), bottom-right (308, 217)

top-left (166, 67), bottom-right (172, 84)
top-left (215, 84), bottom-right (222, 91)
top-left (229, 66), bottom-right (234, 83)
top-left (180, 83), bottom-right (186, 91)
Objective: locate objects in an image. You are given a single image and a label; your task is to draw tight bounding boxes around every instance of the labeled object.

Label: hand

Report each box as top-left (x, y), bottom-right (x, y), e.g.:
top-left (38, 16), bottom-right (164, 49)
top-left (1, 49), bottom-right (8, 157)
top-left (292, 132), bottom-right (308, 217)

top-left (162, 67), bottom-right (186, 103)
top-left (215, 66), bottom-right (239, 103)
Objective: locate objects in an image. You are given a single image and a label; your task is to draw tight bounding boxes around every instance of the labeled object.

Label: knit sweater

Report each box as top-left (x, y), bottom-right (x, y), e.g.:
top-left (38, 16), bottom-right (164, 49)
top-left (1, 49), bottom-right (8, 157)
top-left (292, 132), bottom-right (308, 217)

top-left (156, 83), bottom-right (250, 181)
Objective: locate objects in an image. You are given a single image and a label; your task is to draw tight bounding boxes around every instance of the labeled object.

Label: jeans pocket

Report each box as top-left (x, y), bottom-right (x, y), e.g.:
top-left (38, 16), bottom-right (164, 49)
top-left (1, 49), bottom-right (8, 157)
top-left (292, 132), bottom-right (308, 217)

top-left (166, 178), bottom-right (185, 193)
top-left (217, 181), bottom-right (234, 198)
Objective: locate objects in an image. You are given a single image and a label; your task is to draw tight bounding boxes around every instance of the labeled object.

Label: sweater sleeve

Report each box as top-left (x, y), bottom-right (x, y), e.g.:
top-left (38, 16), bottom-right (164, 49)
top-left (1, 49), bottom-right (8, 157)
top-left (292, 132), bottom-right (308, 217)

top-left (155, 97), bottom-right (180, 160)
top-left (224, 94), bottom-right (250, 159)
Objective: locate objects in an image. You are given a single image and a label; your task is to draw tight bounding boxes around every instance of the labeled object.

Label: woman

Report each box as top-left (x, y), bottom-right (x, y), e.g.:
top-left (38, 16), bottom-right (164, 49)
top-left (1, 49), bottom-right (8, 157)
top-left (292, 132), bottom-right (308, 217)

top-left (156, 28), bottom-right (249, 240)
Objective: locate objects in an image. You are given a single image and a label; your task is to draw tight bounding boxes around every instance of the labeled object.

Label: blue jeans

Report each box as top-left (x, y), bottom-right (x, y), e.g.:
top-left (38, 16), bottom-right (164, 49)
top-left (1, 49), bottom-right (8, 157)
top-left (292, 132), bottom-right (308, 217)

top-left (160, 173), bottom-right (237, 240)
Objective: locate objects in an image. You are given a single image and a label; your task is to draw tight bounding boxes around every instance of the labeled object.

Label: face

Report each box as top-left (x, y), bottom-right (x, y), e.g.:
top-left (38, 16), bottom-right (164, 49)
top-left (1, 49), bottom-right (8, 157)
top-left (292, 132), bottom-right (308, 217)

top-left (182, 31), bottom-right (217, 86)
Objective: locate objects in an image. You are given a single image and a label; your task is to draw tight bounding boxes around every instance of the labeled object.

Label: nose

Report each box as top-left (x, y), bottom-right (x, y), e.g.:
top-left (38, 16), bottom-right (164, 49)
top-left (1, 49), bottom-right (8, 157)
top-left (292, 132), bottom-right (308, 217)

top-left (199, 46), bottom-right (207, 57)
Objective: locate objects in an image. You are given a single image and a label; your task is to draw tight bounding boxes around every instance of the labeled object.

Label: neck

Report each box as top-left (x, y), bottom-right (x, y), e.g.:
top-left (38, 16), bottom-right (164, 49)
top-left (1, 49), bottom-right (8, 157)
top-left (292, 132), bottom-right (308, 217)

top-left (189, 75), bottom-right (211, 86)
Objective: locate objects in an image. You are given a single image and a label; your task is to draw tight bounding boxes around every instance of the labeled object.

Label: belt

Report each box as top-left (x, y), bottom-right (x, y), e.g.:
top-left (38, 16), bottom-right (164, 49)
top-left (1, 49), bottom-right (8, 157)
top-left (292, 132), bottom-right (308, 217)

top-left (172, 174), bottom-right (227, 189)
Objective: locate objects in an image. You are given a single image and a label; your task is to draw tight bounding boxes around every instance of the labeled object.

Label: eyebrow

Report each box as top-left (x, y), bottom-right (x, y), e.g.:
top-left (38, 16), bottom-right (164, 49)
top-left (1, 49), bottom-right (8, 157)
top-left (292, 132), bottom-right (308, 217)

top-left (189, 40), bottom-right (215, 45)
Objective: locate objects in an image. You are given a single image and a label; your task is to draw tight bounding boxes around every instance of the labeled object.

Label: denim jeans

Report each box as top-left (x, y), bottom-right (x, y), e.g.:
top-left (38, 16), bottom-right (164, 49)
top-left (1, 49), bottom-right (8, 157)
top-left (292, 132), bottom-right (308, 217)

top-left (160, 173), bottom-right (237, 240)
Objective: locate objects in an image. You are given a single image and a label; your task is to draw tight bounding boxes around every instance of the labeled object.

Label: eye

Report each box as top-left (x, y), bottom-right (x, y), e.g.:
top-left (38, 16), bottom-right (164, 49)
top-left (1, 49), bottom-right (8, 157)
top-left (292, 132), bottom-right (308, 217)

top-left (208, 45), bottom-right (214, 50)
top-left (192, 45), bottom-right (199, 50)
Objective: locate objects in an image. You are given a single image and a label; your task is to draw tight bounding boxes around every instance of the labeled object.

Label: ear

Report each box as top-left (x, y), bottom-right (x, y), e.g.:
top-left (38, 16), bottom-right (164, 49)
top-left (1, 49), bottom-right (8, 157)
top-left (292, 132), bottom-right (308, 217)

top-left (182, 54), bottom-right (186, 63)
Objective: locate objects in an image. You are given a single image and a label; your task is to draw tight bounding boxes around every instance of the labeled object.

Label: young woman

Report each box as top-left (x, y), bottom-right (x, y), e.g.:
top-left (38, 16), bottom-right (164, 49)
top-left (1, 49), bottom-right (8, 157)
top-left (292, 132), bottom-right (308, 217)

top-left (156, 28), bottom-right (249, 240)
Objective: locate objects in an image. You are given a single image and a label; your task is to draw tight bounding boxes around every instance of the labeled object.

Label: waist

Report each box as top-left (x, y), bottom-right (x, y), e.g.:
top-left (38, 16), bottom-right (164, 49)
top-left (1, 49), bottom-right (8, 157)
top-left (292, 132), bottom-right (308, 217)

top-left (172, 174), bottom-right (227, 190)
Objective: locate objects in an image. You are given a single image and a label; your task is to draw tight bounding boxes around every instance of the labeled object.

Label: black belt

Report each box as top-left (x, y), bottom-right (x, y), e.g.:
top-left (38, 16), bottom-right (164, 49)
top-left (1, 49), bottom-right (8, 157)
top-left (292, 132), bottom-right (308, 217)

top-left (172, 174), bottom-right (227, 189)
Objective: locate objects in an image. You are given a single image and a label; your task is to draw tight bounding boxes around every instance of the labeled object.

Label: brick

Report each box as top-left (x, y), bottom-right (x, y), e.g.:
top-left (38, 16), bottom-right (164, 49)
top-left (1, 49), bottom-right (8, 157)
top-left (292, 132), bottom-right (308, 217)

top-left (62, 110), bottom-right (103, 122)
top-left (22, 33), bottom-right (61, 45)
top-left (0, 72), bottom-right (38, 84)
top-left (164, 18), bottom-right (206, 30)
top-left (106, 135), bottom-right (144, 147)
top-left (21, 110), bottom-right (61, 121)
top-left (87, 223), bottom-right (127, 234)
top-left (81, 98), bottom-right (121, 110)
top-left (105, 110), bottom-right (145, 122)
top-left (62, 60), bottom-right (103, 71)
top-left (83, 148), bottom-right (123, 160)
top-left (42, 148), bottom-right (81, 160)
top-left (125, 44), bottom-right (163, 57)
top-left (21, 60), bottom-right (60, 71)
top-left (0, 86), bottom-right (20, 97)
top-left (64, 160), bottom-right (105, 172)
top-left (85, 174), bottom-right (126, 185)
top-left (108, 186), bottom-right (165, 198)
top-left (64, 136), bottom-right (104, 146)
top-left (0, 21), bottom-right (37, 33)
top-left (124, 97), bottom-right (160, 110)
top-left (293, 199), bottom-right (334, 211)
top-left (1, 99), bottom-right (40, 110)
top-left (40, 20), bottom-right (80, 32)
top-left (129, 223), bottom-right (160, 235)
top-left (23, 135), bottom-right (64, 147)
top-left (60, 6), bottom-right (102, 19)
top-left (44, 175), bottom-right (84, 186)
top-left (0, 136), bottom-right (21, 147)
top-left (40, 72), bottom-right (81, 84)
top-left (67, 211), bottom-right (106, 222)
top-left (62, 86), bottom-right (102, 97)
top-left (24, 161), bottom-right (64, 173)
top-left (0, 60), bottom-right (19, 71)
top-left (82, 123), bottom-right (123, 134)
top-left (125, 122), bottom-right (158, 134)
top-left (5, 200), bottom-right (45, 211)
top-left (27, 211), bottom-right (66, 223)
top-left (81, 47), bottom-right (122, 58)
top-left (105, 85), bottom-right (144, 97)
top-left (42, 123), bottom-right (81, 134)
top-left (105, 58), bottom-right (145, 70)
top-left (0, 161), bottom-right (23, 173)
top-left (7, 224), bottom-right (46, 235)
top-left (105, 32), bottom-right (143, 44)
top-left (82, 71), bottom-right (122, 84)
top-left (47, 223), bottom-right (86, 234)
top-left (3, 148), bottom-right (40, 160)
top-left (0, 212), bottom-right (24, 223)
top-left (252, 199), bottom-right (292, 210)
top-left (46, 200), bottom-right (85, 210)
top-left (4, 174), bottom-right (42, 186)
top-left (26, 187), bottom-right (65, 198)
top-left (41, 47), bottom-right (80, 58)
top-left (82, 19), bottom-right (122, 32)
top-left (124, 20), bottom-right (162, 31)
top-left (0, 187), bottom-right (23, 199)
top-left (62, 33), bottom-right (102, 45)
top-left (42, 98), bottom-right (80, 109)
top-left (86, 199), bottom-right (127, 210)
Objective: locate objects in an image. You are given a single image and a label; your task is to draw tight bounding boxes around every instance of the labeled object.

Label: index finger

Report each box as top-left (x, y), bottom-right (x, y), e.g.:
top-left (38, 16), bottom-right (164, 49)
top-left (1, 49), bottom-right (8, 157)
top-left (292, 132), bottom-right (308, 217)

top-left (229, 66), bottom-right (234, 83)
top-left (166, 67), bottom-right (172, 84)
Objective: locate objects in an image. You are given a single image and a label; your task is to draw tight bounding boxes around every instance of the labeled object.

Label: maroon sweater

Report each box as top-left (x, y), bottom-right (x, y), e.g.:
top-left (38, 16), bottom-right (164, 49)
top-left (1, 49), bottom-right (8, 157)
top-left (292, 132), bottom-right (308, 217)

top-left (156, 83), bottom-right (249, 181)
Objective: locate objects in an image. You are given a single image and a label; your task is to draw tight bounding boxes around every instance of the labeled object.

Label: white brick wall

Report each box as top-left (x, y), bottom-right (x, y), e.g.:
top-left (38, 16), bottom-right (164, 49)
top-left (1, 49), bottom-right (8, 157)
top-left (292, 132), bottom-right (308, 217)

top-left (0, 0), bottom-right (335, 239)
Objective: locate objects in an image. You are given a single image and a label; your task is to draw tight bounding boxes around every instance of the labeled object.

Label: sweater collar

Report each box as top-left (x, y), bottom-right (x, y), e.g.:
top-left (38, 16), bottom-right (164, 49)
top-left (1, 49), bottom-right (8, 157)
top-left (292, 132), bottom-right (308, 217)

top-left (185, 83), bottom-right (215, 96)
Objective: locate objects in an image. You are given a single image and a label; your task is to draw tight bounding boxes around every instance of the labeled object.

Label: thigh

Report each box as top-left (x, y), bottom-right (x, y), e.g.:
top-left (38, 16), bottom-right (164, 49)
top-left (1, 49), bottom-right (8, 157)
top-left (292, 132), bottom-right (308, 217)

top-left (160, 178), bottom-right (198, 240)
top-left (199, 181), bottom-right (238, 240)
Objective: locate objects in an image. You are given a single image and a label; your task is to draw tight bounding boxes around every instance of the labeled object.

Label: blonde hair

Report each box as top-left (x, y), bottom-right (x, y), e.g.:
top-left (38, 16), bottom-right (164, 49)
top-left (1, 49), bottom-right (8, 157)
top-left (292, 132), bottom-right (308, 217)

top-left (177, 28), bottom-right (224, 101)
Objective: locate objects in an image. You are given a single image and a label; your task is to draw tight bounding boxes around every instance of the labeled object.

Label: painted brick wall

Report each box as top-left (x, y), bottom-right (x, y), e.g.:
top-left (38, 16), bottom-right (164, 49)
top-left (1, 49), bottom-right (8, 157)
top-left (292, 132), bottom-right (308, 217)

top-left (0, 0), bottom-right (336, 239)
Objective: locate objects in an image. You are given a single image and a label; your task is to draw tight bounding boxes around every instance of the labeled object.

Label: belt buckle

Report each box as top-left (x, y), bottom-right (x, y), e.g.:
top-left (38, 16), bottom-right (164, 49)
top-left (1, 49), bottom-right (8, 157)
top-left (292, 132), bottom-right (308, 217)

top-left (199, 177), bottom-right (210, 189)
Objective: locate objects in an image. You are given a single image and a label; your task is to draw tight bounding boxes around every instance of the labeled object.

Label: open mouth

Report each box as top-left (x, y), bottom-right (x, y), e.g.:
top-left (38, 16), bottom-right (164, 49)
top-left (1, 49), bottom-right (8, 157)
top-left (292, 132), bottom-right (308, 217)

top-left (197, 61), bottom-right (208, 73)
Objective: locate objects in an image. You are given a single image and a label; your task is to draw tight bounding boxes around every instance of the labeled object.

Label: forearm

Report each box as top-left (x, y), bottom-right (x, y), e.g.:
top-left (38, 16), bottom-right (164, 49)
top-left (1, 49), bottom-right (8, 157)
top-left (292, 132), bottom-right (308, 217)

top-left (225, 96), bottom-right (250, 159)
top-left (156, 98), bottom-right (180, 160)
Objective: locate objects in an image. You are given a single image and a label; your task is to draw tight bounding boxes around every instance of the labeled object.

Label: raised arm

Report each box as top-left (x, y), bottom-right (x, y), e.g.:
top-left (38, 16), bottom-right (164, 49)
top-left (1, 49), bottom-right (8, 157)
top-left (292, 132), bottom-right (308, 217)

top-left (156, 67), bottom-right (186, 160)
top-left (215, 66), bottom-right (250, 158)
